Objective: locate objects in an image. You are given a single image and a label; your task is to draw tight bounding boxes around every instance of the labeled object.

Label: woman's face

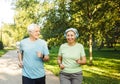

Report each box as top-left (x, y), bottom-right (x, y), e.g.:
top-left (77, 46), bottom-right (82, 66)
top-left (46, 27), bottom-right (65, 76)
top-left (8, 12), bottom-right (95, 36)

top-left (66, 31), bottom-right (76, 44)
top-left (30, 27), bottom-right (40, 39)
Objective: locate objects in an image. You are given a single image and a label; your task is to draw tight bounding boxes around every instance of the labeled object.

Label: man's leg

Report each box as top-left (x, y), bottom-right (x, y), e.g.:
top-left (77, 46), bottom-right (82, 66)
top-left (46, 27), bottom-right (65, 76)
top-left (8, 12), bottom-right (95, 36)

top-left (22, 76), bottom-right (34, 84)
top-left (35, 76), bottom-right (46, 84)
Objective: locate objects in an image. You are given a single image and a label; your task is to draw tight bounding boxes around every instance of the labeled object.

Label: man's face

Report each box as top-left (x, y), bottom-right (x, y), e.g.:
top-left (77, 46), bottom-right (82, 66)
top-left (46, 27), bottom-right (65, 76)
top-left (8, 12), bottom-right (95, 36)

top-left (30, 27), bottom-right (40, 39)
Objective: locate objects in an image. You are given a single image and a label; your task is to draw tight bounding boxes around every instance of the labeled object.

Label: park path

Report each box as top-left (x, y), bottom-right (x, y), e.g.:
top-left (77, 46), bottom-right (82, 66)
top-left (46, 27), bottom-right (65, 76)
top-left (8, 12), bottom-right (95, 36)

top-left (0, 50), bottom-right (60, 84)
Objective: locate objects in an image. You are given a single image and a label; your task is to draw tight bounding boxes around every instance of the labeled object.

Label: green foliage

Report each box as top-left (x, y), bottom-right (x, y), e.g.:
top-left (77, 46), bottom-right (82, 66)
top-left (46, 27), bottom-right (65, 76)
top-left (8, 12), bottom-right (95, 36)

top-left (2, 0), bottom-right (119, 66)
top-left (45, 47), bottom-right (120, 84)
top-left (3, 0), bottom-right (119, 49)
top-left (2, 23), bottom-right (17, 47)
top-left (41, 0), bottom-right (70, 46)
top-left (0, 41), bottom-right (4, 50)
top-left (44, 46), bottom-right (60, 76)
top-left (41, 0), bottom-right (120, 50)
top-left (69, 0), bottom-right (120, 45)
top-left (14, 0), bottom-right (41, 41)
top-left (0, 49), bottom-right (8, 57)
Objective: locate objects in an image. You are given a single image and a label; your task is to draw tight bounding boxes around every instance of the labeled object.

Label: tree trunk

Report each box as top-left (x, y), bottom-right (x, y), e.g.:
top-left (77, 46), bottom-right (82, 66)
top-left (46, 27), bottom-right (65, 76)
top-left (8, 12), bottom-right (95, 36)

top-left (89, 34), bottom-right (93, 65)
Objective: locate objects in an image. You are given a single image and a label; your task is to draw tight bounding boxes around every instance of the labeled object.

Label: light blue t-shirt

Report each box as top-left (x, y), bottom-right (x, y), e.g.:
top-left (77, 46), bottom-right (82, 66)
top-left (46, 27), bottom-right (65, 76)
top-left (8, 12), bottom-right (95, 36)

top-left (20, 38), bottom-right (49, 79)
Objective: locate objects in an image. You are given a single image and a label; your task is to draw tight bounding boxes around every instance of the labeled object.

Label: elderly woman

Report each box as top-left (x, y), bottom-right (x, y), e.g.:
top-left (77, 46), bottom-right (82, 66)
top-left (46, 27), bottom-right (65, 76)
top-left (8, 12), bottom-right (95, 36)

top-left (18, 23), bottom-right (49, 84)
top-left (57, 28), bottom-right (86, 84)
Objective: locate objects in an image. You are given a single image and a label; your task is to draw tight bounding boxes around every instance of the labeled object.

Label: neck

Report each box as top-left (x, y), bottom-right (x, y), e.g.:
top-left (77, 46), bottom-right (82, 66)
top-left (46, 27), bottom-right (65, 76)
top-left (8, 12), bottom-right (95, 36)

top-left (68, 42), bottom-right (76, 46)
top-left (29, 37), bottom-right (37, 41)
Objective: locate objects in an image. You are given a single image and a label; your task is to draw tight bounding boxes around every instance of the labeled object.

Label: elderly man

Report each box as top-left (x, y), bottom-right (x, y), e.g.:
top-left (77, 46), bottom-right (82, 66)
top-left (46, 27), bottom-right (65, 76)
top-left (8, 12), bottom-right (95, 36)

top-left (18, 23), bottom-right (49, 84)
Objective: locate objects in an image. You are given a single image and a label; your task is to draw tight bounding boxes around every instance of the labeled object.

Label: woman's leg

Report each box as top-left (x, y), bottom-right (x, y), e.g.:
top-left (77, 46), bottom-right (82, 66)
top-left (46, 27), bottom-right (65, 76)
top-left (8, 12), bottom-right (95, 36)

top-left (60, 71), bottom-right (71, 84)
top-left (71, 71), bottom-right (83, 84)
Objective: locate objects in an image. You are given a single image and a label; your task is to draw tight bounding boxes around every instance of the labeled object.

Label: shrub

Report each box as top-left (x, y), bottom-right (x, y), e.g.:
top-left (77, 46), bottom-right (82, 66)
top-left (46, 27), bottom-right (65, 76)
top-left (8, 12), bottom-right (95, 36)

top-left (0, 41), bottom-right (4, 50)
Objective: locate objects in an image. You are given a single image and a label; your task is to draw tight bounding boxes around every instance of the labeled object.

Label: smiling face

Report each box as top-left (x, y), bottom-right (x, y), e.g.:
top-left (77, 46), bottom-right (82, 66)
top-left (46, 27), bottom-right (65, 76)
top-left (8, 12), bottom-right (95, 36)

top-left (30, 27), bottom-right (40, 40)
top-left (66, 30), bottom-right (76, 44)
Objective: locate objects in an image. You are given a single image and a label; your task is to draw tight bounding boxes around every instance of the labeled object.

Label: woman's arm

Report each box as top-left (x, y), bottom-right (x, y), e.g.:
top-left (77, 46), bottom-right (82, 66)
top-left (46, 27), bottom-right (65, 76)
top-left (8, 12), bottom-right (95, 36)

top-left (57, 56), bottom-right (64, 69)
top-left (76, 56), bottom-right (86, 65)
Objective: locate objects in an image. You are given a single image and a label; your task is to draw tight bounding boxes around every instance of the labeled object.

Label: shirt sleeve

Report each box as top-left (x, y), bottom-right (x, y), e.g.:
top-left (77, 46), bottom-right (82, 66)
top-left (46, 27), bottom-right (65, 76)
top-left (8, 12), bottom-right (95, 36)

top-left (58, 45), bottom-right (62, 56)
top-left (80, 44), bottom-right (86, 57)
top-left (42, 41), bottom-right (49, 56)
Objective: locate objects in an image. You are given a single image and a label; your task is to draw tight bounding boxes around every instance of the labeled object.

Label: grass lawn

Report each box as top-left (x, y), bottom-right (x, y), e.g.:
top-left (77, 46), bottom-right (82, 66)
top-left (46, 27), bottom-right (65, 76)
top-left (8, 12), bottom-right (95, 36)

top-left (45, 46), bottom-right (120, 84)
top-left (0, 47), bottom-right (16, 57)
top-left (0, 49), bottom-right (8, 57)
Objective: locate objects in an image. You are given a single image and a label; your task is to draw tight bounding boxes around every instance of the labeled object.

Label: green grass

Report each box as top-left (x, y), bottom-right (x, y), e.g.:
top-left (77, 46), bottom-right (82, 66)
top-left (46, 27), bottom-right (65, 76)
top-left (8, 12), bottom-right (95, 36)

top-left (0, 47), bottom-right (15, 57)
top-left (0, 49), bottom-right (8, 57)
top-left (45, 46), bottom-right (120, 84)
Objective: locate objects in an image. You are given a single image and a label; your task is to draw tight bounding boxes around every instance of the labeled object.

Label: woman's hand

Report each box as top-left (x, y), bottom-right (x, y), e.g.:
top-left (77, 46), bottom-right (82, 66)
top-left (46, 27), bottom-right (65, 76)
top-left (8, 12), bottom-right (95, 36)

top-left (59, 64), bottom-right (65, 70)
top-left (76, 59), bottom-right (81, 64)
top-left (76, 56), bottom-right (86, 65)
top-left (57, 56), bottom-right (64, 69)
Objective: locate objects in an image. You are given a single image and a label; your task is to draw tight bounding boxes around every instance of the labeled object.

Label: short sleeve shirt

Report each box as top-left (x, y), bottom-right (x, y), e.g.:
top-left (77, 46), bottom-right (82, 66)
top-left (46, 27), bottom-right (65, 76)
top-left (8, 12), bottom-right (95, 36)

top-left (58, 43), bottom-right (85, 73)
top-left (20, 38), bottom-right (49, 79)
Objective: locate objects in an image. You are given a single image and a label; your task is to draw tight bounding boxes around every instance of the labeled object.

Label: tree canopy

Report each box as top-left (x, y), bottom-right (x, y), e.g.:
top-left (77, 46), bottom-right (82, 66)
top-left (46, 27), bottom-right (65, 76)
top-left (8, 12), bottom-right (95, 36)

top-left (1, 0), bottom-right (119, 64)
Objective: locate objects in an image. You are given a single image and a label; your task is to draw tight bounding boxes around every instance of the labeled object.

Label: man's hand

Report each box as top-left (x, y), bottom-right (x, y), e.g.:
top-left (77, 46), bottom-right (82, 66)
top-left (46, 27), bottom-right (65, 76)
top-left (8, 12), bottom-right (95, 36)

top-left (18, 61), bottom-right (23, 68)
top-left (43, 56), bottom-right (49, 61)
top-left (37, 52), bottom-right (42, 58)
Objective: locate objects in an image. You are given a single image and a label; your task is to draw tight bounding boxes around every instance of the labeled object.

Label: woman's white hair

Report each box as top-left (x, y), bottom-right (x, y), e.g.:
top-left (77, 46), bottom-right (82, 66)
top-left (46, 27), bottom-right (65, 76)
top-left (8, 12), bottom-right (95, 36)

top-left (27, 23), bottom-right (40, 34)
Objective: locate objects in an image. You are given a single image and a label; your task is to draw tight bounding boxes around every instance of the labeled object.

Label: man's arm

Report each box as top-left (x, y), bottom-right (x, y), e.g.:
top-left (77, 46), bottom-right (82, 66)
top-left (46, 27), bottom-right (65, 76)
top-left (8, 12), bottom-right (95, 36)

top-left (18, 50), bottom-right (23, 68)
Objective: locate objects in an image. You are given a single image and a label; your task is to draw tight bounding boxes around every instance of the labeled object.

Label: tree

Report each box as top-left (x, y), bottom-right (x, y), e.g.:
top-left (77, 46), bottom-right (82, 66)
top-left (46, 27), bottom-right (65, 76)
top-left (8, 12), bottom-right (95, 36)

top-left (14, 0), bottom-right (41, 41)
top-left (41, 0), bottom-right (70, 47)
top-left (68, 0), bottom-right (120, 65)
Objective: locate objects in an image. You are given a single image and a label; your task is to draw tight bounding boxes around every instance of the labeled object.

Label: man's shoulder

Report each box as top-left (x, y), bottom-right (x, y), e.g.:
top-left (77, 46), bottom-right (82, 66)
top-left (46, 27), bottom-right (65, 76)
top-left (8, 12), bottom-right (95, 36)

top-left (37, 39), bottom-right (48, 46)
top-left (38, 39), bottom-right (46, 43)
top-left (20, 38), bottom-right (28, 43)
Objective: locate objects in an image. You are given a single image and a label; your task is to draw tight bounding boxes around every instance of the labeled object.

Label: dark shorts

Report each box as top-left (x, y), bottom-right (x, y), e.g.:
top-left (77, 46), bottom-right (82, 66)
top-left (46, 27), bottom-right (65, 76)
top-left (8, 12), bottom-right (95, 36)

top-left (22, 76), bottom-right (46, 84)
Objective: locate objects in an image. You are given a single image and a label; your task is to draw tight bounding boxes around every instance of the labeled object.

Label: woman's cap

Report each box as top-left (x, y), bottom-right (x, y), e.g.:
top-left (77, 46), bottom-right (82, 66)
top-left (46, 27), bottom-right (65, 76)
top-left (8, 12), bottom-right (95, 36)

top-left (64, 28), bottom-right (79, 38)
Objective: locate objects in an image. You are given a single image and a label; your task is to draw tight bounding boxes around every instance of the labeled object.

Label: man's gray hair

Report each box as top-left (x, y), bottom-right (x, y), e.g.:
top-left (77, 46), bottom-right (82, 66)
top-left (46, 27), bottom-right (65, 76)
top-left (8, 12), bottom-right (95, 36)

top-left (27, 23), bottom-right (40, 33)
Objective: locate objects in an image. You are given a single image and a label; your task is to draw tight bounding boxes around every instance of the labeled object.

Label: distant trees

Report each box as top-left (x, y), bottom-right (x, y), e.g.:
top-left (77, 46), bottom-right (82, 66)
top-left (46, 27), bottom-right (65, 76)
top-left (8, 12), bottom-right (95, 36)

top-left (2, 0), bottom-right (119, 64)
top-left (69, 0), bottom-right (120, 64)
top-left (0, 41), bottom-right (4, 50)
top-left (41, 0), bottom-right (120, 64)
top-left (14, 0), bottom-right (41, 41)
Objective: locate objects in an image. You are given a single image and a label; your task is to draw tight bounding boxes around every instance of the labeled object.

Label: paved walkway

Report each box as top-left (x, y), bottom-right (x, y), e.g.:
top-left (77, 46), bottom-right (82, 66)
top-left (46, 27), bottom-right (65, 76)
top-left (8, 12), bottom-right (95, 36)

top-left (0, 50), bottom-right (60, 84)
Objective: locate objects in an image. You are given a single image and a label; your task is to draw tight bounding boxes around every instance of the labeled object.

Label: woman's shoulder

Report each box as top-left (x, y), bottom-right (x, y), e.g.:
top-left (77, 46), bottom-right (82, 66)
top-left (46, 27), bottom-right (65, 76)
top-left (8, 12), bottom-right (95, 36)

top-left (76, 43), bottom-right (84, 47)
top-left (60, 43), bottom-right (68, 48)
top-left (61, 43), bottom-right (67, 46)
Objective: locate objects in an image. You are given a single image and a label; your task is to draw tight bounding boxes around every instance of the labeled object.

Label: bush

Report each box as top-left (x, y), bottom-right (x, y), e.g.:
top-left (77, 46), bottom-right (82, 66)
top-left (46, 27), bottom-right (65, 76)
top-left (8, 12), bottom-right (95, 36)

top-left (0, 41), bottom-right (4, 50)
